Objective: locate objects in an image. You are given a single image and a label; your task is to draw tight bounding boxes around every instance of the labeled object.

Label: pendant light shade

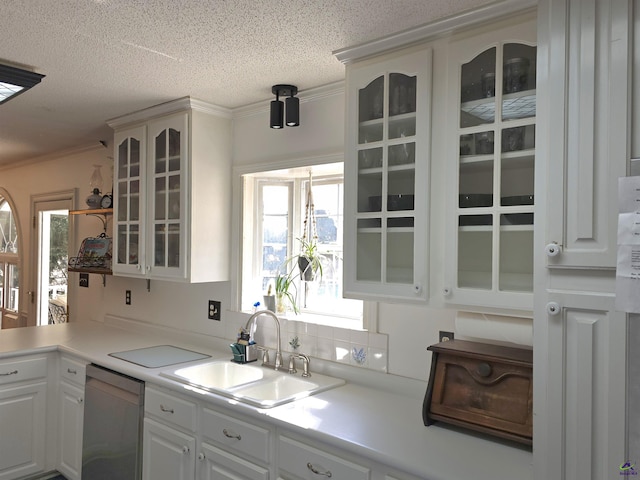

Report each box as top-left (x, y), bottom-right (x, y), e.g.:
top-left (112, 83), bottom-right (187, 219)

top-left (270, 99), bottom-right (284, 129)
top-left (270, 84), bottom-right (299, 129)
top-left (285, 96), bottom-right (299, 127)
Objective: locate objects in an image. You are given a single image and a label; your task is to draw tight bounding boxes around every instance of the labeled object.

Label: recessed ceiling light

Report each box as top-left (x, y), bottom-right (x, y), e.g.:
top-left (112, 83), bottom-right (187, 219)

top-left (0, 63), bottom-right (45, 105)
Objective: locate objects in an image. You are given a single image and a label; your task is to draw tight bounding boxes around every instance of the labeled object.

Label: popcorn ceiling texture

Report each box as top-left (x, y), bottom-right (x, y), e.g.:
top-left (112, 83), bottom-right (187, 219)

top-left (0, 0), bottom-right (493, 164)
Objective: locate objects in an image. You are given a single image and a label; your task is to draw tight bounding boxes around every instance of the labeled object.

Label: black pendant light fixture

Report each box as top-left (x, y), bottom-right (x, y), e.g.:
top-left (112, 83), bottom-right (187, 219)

top-left (270, 84), bottom-right (299, 129)
top-left (0, 63), bottom-right (45, 105)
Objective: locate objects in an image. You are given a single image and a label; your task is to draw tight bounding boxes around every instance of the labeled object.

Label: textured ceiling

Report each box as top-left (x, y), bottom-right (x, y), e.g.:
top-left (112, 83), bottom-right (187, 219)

top-left (0, 0), bottom-right (493, 166)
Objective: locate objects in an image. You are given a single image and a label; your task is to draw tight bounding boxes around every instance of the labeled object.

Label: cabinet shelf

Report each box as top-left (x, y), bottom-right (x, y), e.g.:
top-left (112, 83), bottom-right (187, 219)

top-left (68, 266), bottom-right (112, 275)
top-left (69, 208), bottom-right (113, 216)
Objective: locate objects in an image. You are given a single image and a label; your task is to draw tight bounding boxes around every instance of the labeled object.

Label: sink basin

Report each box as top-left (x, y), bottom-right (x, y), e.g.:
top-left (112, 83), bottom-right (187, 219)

top-left (164, 361), bottom-right (265, 389)
top-left (161, 360), bottom-right (345, 408)
top-left (232, 375), bottom-right (323, 407)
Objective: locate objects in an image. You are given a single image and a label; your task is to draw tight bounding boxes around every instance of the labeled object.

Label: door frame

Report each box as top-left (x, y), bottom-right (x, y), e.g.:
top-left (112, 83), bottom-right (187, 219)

top-left (29, 190), bottom-right (77, 327)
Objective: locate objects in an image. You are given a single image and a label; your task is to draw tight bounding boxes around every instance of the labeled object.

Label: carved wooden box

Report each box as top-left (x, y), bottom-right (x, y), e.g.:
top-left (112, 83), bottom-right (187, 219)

top-left (423, 339), bottom-right (533, 445)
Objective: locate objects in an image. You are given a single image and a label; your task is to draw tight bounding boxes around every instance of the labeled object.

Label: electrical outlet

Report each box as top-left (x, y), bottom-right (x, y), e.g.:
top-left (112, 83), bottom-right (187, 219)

top-left (208, 300), bottom-right (221, 320)
top-left (439, 331), bottom-right (454, 342)
top-left (125, 290), bottom-right (131, 305)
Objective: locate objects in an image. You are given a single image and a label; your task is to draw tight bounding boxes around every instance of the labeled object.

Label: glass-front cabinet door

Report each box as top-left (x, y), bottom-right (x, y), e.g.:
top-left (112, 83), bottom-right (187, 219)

top-left (344, 47), bottom-right (431, 302)
top-left (446, 19), bottom-right (536, 311)
top-left (113, 125), bottom-right (146, 277)
top-left (146, 114), bottom-right (188, 280)
top-left (112, 114), bottom-right (188, 280)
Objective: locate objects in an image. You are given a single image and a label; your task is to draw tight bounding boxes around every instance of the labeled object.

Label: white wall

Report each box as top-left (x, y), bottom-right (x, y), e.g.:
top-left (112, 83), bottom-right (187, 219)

top-left (0, 146), bottom-right (112, 326)
top-left (1, 83), bottom-right (462, 381)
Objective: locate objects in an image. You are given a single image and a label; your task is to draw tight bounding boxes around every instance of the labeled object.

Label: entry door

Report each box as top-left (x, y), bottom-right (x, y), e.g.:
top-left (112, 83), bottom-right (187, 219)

top-left (30, 192), bottom-right (75, 327)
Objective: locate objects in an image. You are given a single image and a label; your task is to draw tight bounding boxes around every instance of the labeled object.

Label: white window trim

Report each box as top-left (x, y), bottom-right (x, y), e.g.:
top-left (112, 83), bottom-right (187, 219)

top-left (231, 155), bottom-right (372, 332)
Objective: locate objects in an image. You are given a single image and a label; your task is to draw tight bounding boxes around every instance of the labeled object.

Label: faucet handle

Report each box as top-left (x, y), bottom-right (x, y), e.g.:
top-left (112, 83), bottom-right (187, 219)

top-left (288, 355), bottom-right (297, 374)
top-left (288, 353), bottom-right (311, 377)
top-left (256, 346), bottom-right (270, 365)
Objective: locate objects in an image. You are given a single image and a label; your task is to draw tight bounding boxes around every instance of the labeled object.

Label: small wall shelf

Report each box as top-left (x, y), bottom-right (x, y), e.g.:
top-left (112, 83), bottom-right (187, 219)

top-left (69, 208), bottom-right (113, 234)
top-left (69, 208), bottom-right (113, 282)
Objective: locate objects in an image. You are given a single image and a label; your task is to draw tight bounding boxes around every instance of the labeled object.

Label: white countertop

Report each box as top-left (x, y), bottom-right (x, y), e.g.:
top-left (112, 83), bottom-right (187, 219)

top-left (0, 321), bottom-right (533, 480)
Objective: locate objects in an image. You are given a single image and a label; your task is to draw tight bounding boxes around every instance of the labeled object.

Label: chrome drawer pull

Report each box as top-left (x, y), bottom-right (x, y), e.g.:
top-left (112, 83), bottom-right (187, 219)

top-left (307, 463), bottom-right (332, 477)
top-left (67, 368), bottom-right (77, 374)
top-left (0, 370), bottom-right (18, 376)
top-left (159, 404), bottom-right (174, 414)
top-left (222, 428), bottom-right (241, 440)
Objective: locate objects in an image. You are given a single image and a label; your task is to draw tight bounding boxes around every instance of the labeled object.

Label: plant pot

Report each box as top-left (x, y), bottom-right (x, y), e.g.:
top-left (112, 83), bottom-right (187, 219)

top-left (263, 295), bottom-right (276, 312)
top-left (298, 256), bottom-right (314, 281)
top-left (276, 293), bottom-right (287, 314)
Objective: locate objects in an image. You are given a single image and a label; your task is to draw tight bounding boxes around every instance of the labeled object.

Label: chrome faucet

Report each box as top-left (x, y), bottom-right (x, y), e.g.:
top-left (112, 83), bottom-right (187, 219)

top-left (244, 310), bottom-right (283, 370)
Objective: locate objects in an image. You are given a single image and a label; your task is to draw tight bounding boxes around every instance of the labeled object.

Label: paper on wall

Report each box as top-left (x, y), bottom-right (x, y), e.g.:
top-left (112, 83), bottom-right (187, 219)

top-left (615, 176), bottom-right (640, 312)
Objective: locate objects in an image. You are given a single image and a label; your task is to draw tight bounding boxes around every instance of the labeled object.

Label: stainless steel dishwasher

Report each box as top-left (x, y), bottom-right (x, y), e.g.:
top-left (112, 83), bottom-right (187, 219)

top-left (82, 364), bottom-right (145, 480)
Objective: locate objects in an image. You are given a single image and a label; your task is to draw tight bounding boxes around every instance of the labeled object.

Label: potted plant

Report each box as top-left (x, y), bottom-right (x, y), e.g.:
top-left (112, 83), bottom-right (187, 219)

top-left (274, 271), bottom-right (299, 314)
top-left (287, 172), bottom-right (328, 282)
top-left (292, 236), bottom-right (325, 282)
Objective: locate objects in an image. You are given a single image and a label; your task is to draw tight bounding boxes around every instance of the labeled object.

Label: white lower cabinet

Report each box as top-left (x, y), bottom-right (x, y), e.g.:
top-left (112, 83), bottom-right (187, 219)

top-left (199, 442), bottom-right (269, 480)
top-left (0, 356), bottom-right (48, 480)
top-left (143, 417), bottom-right (196, 480)
top-left (277, 434), bottom-right (369, 480)
top-left (143, 385), bottom-right (272, 480)
top-left (57, 355), bottom-right (87, 480)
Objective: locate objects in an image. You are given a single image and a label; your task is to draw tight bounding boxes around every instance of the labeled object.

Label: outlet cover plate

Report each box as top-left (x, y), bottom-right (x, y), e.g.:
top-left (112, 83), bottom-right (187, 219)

top-left (208, 300), bottom-right (221, 320)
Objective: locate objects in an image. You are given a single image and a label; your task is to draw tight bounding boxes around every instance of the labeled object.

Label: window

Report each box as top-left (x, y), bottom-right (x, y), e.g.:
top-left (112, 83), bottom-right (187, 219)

top-left (241, 163), bottom-right (362, 328)
top-left (0, 195), bottom-right (19, 327)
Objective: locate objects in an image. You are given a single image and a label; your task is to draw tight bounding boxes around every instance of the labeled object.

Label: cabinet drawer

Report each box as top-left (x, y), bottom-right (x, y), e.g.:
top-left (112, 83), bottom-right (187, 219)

top-left (201, 442), bottom-right (269, 480)
top-left (0, 356), bottom-right (47, 385)
top-left (278, 435), bottom-right (370, 480)
top-left (144, 386), bottom-right (197, 432)
top-left (60, 356), bottom-right (87, 386)
top-left (201, 406), bottom-right (271, 464)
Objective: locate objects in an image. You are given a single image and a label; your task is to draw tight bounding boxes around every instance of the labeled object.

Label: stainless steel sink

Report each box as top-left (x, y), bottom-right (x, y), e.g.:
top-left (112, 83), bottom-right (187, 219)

top-left (161, 359), bottom-right (345, 408)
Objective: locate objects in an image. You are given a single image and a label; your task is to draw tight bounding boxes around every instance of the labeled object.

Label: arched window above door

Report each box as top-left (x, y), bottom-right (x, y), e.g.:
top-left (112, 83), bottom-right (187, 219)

top-left (0, 189), bottom-right (21, 328)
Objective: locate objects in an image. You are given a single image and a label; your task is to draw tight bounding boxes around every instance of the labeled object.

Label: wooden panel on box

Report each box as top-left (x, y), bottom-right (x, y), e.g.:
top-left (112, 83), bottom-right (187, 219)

top-left (423, 339), bottom-right (532, 445)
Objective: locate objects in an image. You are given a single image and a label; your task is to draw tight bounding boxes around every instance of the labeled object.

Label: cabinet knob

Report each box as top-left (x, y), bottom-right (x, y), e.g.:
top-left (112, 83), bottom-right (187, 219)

top-left (67, 368), bottom-right (77, 375)
top-left (545, 243), bottom-right (561, 257)
top-left (413, 283), bottom-right (422, 295)
top-left (182, 446), bottom-right (190, 455)
top-left (197, 452), bottom-right (205, 461)
top-left (159, 404), bottom-right (174, 414)
top-left (77, 397), bottom-right (84, 404)
top-left (443, 287), bottom-right (452, 297)
top-left (546, 302), bottom-right (561, 316)
top-left (476, 362), bottom-right (492, 377)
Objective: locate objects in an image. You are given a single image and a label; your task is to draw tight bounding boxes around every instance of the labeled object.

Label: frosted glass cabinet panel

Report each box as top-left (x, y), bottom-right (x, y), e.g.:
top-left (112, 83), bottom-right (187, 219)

top-left (446, 18), bottom-right (536, 312)
top-left (345, 47), bottom-right (431, 302)
top-left (114, 125), bottom-right (146, 276)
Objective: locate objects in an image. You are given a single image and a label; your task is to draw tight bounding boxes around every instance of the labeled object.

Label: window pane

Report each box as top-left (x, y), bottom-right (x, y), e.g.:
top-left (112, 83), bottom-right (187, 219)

top-left (8, 264), bottom-right (18, 312)
top-left (262, 185), bottom-right (289, 290)
top-left (244, 167), bottom-right (362, 325)
top-left (0, 199), bottom-right (18, 253)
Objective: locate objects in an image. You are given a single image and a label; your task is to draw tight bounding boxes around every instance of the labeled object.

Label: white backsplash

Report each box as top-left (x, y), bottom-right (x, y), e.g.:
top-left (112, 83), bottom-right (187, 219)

top-left (226, 316), bottom-right (388, 373)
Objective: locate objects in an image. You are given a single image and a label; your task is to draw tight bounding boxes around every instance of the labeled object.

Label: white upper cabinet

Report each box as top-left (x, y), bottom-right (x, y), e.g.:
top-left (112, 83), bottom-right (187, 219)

top-left (541, 0), bottom-right (628, 269)
top-left (444, 16), bottom-right (537, 312)
top-left (110, 98), bottom-right (232, 283)
top-left (343, 47), bottom-right (432, 303)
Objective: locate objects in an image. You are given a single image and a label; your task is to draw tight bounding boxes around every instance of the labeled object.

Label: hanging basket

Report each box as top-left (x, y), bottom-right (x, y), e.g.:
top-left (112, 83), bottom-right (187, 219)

top-left (298, 256), bottom-right (314, 281)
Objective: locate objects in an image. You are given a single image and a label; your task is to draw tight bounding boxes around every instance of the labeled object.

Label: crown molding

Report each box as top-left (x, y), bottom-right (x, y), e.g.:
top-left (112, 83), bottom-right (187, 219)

top-left (0, 142), bottom-right (106, 172)
top-left (333, 0), bottom-right (537, 64)
top-left (107, 96), bottom-right (232, 129)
